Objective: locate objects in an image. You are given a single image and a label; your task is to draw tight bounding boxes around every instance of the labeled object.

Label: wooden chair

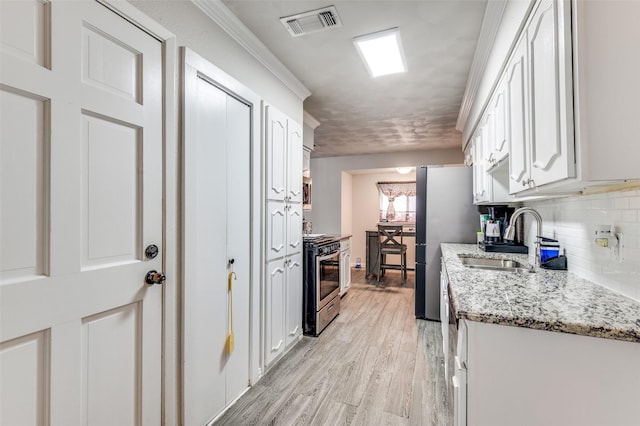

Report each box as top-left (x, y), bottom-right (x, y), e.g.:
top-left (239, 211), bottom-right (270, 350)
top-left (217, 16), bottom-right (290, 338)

top-left (377, 224), bottom-right (408, 284)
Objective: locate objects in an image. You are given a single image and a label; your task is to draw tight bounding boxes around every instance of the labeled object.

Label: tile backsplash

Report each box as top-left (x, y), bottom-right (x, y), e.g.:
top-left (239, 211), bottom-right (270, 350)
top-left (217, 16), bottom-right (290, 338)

top-left (520, 186), bottom-right (640, 302)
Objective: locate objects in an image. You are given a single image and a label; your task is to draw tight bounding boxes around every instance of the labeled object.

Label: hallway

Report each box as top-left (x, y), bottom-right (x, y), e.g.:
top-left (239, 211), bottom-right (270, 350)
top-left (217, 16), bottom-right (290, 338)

top-left (214, 269), bottom-right (453, 425)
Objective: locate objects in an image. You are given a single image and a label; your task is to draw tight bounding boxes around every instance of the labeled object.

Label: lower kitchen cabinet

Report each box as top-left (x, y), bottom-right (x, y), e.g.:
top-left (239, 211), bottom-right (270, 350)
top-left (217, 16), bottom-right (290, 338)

top-left (265, 252), bottom-right (302, 368)
top-left (456, 320), bottom-right (640, 426)
top-left (339, 237), bottom-right (351, 296)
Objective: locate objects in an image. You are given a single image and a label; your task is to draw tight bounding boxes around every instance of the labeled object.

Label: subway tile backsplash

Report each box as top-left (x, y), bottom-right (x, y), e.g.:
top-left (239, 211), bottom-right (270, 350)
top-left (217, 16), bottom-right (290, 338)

top-left (521, 187), bottom-right (640, 302)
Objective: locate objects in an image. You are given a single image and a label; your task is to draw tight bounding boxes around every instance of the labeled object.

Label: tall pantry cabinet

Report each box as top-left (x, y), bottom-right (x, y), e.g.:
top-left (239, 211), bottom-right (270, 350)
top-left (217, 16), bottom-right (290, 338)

top-left (264, 104), bottom-right (304, 368)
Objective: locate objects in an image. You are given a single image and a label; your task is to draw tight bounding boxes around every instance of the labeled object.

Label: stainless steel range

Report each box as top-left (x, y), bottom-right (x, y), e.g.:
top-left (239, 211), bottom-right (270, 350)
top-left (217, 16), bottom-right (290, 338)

top-left (303, 235), bottom-right (341, 336)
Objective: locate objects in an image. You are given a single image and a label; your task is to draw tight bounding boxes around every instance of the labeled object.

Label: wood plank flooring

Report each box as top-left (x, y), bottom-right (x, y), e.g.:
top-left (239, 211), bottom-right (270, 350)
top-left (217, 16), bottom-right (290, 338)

top-left (214, 269), bottom-right (453, 426)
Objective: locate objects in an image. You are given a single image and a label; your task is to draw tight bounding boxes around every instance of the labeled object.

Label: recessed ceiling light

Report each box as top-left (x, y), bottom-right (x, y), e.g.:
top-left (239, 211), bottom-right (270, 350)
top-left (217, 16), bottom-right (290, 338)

top-left (396, 167), bottom-right (414, 174)
top-left (353, 27), bottom-right (407, 77)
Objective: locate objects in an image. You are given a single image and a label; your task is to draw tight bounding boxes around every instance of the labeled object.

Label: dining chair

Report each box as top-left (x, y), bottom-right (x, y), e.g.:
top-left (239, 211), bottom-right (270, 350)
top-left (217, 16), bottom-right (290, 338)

top-left (377, 224), bottom-right (408, 284)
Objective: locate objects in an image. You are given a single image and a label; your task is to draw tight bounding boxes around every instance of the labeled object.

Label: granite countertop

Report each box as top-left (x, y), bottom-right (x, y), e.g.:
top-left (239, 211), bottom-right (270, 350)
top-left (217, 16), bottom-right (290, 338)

top-left (442, 243), bottom-right (640, 343)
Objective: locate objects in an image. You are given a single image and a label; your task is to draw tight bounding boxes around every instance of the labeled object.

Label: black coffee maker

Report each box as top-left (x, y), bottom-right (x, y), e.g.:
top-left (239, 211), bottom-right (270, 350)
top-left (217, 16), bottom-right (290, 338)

top-left (480, 205), bottom-right (528, 253)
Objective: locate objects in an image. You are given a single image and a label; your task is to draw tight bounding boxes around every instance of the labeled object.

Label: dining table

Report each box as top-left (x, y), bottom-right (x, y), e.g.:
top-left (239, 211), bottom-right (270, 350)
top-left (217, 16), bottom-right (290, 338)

top-left (365, 223), bottom-right (416, 278)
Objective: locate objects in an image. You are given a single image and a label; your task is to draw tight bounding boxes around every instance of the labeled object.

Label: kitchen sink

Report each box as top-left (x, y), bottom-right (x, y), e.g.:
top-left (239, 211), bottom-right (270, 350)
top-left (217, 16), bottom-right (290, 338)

top-left (458, 254), bottom-right (534, 273)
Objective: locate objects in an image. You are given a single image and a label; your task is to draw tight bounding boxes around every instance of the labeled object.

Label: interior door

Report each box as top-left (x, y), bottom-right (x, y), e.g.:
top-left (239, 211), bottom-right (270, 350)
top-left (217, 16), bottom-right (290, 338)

top-left (0, 2), bottom-right (163, 425)
top-left (182, 51), bottom-right (251, 426)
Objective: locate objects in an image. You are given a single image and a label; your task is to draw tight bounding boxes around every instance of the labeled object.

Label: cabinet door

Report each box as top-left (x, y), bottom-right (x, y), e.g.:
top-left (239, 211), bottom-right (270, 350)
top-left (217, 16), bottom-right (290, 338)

top-left (440, 265), bottom-right (449, 364)
top-left (491, 80), bottom-right (508, 163)
top-left (340, 249), bottom-right (351, 295)
top-left (483, 109), bottom-right (495, 166)
top-left (528, 0), bottom-right (573, 187)
top-left (285, 253), bottom-right (303, 348)
top-left (266, 200), bottom-right (286, 260)
top-left (507, 34), bottom-right (530, 194)
top-left (287, 120), bottom-right (303, 203)
top-left (286, 203), bottom-right (302, 256)
top-left (265, 259), bottom-right (286, 366)
top-left (265, 105), bottom-right (287, 201)
top-left (472, 132), bottom-right (490, 204)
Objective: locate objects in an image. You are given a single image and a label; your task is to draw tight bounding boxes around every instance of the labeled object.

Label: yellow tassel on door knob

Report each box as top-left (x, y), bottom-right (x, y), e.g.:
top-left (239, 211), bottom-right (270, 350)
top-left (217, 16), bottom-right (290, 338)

top-left (226, 271), bottom-right (236, 354)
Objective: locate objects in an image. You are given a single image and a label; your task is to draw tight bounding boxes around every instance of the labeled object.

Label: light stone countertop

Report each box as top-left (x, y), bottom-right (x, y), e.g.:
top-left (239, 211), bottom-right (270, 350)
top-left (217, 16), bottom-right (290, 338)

top-left (442, 243), bottom-right (640, 343)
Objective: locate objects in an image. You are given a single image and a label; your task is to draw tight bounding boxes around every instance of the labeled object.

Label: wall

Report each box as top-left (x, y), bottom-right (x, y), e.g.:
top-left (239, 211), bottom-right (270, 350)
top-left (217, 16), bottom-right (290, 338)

top-left (307, 148), bottom-right (464, 234)
top-left (519, 187), bottom-right (640, 302)
top-left (350, 172), bottom-right (417, 269)
top-left (340, 172), bottom-right (353, 236)
top-left (128, 0), bottom-right (303, 120)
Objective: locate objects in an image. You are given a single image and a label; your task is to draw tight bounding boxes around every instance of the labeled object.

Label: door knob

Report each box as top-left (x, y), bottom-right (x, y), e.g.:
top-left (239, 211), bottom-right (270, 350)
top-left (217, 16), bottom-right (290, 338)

top-left (145, 270), bottom-right (166, 285)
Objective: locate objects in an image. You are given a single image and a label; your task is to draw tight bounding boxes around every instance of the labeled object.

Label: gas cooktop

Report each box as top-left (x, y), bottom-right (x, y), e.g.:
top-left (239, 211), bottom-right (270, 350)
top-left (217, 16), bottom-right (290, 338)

top-left (303, 235), bottom-right (338, 246)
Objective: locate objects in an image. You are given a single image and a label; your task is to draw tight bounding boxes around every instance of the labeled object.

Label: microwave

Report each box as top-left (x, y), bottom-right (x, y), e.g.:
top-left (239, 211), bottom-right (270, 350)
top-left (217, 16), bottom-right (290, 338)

top-left (303, 176), bottom-right (312, 210)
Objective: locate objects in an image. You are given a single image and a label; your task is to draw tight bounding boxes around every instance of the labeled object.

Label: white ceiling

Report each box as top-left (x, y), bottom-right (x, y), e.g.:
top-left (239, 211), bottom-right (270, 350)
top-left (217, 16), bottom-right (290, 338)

top-left (222, 0), bottom-right (487, 158)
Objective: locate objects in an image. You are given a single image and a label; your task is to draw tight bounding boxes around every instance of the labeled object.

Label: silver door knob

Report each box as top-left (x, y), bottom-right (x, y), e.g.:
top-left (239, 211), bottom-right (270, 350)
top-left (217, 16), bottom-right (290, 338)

top-left (145, 270), bottom-right (166, 285)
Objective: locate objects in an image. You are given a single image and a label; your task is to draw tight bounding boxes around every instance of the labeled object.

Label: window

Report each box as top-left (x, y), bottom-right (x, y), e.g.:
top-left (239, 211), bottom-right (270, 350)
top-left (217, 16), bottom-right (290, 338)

top-left (377, 181), bottom-right (416, 223)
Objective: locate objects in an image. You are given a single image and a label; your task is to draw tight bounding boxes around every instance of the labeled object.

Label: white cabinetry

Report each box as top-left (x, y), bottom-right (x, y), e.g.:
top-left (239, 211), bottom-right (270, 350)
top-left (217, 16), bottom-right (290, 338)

top-left (440, 258), bottom-right (450, 371)
top-left (508, 0), bottom-right (574, 194)
top-left (506, 33), bottom-right (529, 193)
top-left (471, 124), bottom-right (510, 205)
top-left (284, 253), bottom-right (303, 348)
top-left (457, 320), bottom-right (640, 426)
top-left (339, 237), bottom-right (351, 296)
top-left (488, 79), bottom-right (508, 165)
top-left (264, 104), bottom-right (303, 368)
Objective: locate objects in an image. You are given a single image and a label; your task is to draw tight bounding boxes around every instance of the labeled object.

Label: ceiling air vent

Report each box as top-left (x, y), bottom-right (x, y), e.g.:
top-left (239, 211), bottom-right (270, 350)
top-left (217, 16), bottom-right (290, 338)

top-left (280, 6), bottom-right (342, 37)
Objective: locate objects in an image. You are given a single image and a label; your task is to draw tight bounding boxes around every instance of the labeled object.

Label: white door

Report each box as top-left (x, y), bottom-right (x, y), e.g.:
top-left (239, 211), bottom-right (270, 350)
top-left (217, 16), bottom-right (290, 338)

top-left (265, 105), bottom-right (287, 201)
top-left (284, 253), bottom-right (302, 348)
top-left (182, 52), bottom-right (252, 425)
top-left (0, 2), bottom-right (163, 425)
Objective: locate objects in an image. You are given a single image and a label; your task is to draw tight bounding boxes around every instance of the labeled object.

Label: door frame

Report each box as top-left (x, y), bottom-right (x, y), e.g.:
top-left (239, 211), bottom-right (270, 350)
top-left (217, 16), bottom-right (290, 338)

top-left (96, 2), bottom-right (179, 424)
top-left (181, 46), bottom-right (263, 413)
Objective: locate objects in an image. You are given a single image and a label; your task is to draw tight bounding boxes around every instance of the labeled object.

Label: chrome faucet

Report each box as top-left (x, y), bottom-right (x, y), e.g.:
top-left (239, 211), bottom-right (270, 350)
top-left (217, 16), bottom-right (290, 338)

top-left (504, 207), bottom-right (543, 267)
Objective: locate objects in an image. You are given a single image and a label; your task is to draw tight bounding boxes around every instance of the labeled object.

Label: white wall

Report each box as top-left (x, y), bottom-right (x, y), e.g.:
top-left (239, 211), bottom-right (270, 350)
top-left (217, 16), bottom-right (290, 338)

top-left (307, 148), bottom-right (464, 234)
top-left (128, 0), bottom-right (303, 121)
top-left (519, 187), bottom-right (640, 302)
top-left (350, 172), bottom-right (417, 269)
top-left (340, 171), bottom-right (352, 236)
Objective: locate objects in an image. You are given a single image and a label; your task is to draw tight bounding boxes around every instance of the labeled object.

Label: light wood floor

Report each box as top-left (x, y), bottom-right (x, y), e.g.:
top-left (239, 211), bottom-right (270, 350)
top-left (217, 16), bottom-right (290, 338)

top-left (214, 269), bottom-right (453, 426)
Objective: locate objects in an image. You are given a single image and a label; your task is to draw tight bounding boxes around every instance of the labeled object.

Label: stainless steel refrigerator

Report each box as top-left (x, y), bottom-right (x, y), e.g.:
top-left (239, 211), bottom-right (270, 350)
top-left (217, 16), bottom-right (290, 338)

top-left (415, 165), bottom-right (478, 320)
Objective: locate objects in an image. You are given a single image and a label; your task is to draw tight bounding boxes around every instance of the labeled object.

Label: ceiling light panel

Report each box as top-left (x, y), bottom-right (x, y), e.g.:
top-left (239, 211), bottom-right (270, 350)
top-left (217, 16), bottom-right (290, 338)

top-left (353, 28), bottom-right (407, 77)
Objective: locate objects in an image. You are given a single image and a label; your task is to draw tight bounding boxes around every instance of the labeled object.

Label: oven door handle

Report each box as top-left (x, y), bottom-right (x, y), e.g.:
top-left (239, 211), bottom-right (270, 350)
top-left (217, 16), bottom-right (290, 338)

top-left (316, 250), bottom-right (340, 262)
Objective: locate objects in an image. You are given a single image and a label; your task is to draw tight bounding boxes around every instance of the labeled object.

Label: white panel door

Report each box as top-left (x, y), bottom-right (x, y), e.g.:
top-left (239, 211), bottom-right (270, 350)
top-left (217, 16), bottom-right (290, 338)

top-left (528, 0), bottom-right (570, 187)
top-left (287, 120), bottom-right (303, 203)
top-left (491, 81), bottom-right (508, 163)
top-left (287, 204), bottom-right (303, 256)
top-left (0, 2), bottom-right (163, 425)
top-left (507, 34), bottom-right (530, 194)
top-left (265, 105), bottom-right (287, 201)
top-left (266, 200), bottom-right (287, 261)
top-left (284, 253), bottom-right (302, 348)
top-left (265, 259), bottom-right (286, 366)
top-left (182, 53), bottom-right (252, 425)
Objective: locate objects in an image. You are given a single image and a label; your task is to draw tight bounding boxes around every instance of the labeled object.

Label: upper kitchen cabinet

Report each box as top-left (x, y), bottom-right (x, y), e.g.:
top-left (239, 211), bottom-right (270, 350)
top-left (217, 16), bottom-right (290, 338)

top-left (502, 0), bottom-right (574, 195)
top-left (265, 104), bottom-right (303, 203)
top-left (487, 79), bottom-right (509, 168)
top-left (514, 0), bottom-right (574, 194)
top-left (471, 118), bottom-right (511, 206)
top-left (464, 0), bottom-right (640, 198)
top-left (571, 0), bottom-right (640, 184)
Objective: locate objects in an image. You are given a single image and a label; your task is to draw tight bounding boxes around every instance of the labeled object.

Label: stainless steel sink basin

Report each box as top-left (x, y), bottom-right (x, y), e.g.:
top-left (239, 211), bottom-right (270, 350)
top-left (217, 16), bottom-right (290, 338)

top-left (458, 254), bottom-right (534, 273)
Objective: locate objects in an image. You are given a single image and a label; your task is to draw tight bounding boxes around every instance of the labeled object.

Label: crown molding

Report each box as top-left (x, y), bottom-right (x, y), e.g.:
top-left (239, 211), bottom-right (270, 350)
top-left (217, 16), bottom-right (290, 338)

top-left (303, 111), bottom-right (321, 129)
top-left (191, 0), bottom-right (312, 101)
top-left (455, 0), bottom-right (508, 135)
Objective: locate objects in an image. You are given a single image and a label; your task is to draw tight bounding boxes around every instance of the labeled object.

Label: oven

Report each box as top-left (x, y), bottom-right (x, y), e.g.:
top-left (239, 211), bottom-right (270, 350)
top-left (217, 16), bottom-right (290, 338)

top-left (303, 236), bottom-right (341, 336)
